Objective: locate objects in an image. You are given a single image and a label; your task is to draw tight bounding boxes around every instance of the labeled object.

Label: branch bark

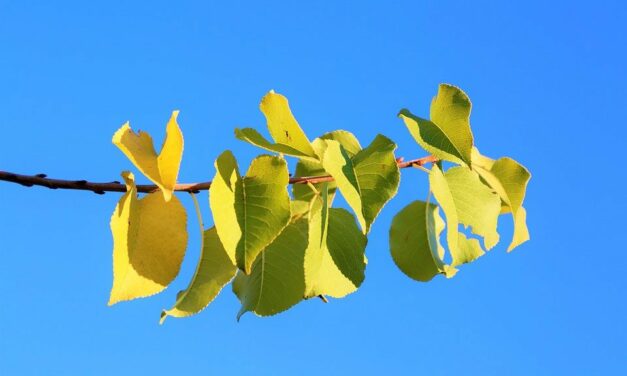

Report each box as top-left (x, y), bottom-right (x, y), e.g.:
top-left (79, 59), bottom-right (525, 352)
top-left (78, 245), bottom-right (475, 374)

top-left (0, 155), bottom-right (437, 195)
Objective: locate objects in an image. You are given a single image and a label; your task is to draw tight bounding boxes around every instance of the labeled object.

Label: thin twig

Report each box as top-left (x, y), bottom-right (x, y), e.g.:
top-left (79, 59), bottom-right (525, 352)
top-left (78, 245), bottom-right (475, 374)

top-left (0, 155), bottom-right (437, 195)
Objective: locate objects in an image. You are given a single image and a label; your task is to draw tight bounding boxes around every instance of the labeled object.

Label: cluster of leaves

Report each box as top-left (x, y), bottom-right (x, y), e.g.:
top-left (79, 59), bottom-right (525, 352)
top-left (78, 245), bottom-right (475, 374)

top-left (107, 84), bottom-right (530, 322)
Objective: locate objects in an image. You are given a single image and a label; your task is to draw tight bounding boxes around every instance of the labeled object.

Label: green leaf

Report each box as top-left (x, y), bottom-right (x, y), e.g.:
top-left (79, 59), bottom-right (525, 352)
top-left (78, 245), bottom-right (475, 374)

top-left (429, 165), bottom-right (501, 258)
top-left (292, 130), bottom-right (362, 205)
top-left (389, 200), bottom-right (484, 282)
top-left (160, 227), bottom-right (237, 323)
top-left (389, 200), bottom-right (447, 282)
top-left (399, 84), bottom-right (474, 165)
top-left (235, 91), bottom-right (317, 160)
top-left (321, 135), bottom-right (400, 233)
top-left (209, 151), bottom-right (291, 273)
top-left (304, 185), bottom-right (367, 299)
top-left (352, 134), bottom-right (401, 233)
top-left (109, 172), bottom-right (188, 305)
top-left (232, 218), bottom-right (308, 320)
top-left (472, 150), bottom-right (531, 251)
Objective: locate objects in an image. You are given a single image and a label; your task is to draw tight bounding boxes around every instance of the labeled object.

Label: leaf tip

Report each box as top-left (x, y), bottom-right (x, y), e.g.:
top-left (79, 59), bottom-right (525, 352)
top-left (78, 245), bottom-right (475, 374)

top-left (159, 311), bottom-right (168, 325)
top-left (397, 108), bottom-right (410, 118)
top-left (112, 121), bottom-right (131, 145)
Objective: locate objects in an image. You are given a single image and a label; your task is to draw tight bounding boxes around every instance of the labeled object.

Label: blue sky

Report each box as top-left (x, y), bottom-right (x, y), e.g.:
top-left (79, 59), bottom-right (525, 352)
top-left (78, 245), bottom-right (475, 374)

top-left (0, 1), bottom-right (625, 374)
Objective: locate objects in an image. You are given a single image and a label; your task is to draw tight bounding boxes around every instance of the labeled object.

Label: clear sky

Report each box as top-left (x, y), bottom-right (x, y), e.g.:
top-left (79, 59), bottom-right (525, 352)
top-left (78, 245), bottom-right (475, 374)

top-left (0, 1), bottom-right (625, 375)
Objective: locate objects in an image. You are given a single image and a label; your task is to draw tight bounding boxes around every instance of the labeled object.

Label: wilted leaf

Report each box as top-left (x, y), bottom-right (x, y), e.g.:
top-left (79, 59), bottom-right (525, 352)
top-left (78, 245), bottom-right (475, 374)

top-left (112, 111), bottom-right (183, 201)
top-left (109, 172), bottom-right (187, 305)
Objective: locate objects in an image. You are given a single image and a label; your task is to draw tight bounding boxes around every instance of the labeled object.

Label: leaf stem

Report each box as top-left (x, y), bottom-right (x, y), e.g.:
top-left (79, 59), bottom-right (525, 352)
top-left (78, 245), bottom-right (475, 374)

top-left (189, 192), bottom-right (204, 236)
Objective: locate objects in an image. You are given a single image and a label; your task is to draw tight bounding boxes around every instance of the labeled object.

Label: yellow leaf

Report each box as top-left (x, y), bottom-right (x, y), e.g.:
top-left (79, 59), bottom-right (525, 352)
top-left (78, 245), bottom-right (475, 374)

top-left (112, 111), bottom-right (184, 202)
top-left (258, 91), bottom-right (317, 159)
top-left (108, 172), bottom-right (188, 305)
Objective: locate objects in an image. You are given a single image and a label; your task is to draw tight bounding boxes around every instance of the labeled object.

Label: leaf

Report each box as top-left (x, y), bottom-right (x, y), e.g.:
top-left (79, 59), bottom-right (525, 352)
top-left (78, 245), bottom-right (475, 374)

top-left (399, 84), bottom-right (474, 165)
top-left (472, 151), bottom-right (532, 251)
top-left (304, 185), bottom-right (367, 299)
top-left (471, 146), bottom-right (495, 170)
top-left (389, 199), bottom-right (485, 282)
top-left (508, 207), bottom-right (529, 252)
top-left (319, 130), bottom-right (362, 156)
top-left (389, 200), bottom-right (447, 282)
top-left (429, 165), bottom-right (500, 259)
top-left (209, 151), bottom-right (291, 273)
top-left (235, 128), bottom-right (315, 159)
top-left (235, 91), bottom-right (317, 160)
top-left (452, 233), bottom-right (485, 268)
top-left (160, 227), bottom-right (237, 323)
top-left (232, 218), bottom-right (308, 320)
top-left (321, 135), bottom-right (400, 233)
top-left (112, 111), bottom-right (183, 201)
top-left (109, 172), bottom-right (188, 305)
top-left (292, 130), bottom-right (362, 205)
top-left (352, 134), bottom-right (401, 233)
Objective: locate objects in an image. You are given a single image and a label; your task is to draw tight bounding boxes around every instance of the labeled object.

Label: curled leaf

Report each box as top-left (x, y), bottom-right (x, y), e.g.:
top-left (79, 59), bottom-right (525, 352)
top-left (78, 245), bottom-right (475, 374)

top-left (112, 111), bottom-right (184, 201)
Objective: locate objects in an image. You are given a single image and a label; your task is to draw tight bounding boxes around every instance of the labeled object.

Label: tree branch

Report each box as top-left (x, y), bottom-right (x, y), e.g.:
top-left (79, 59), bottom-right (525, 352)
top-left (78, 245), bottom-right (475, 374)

top-left (0, 155), bottom-right (437, 195)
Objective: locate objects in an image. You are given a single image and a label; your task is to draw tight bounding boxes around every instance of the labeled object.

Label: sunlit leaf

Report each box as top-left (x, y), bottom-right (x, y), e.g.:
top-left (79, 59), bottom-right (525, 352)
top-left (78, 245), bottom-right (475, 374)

top-left (304, 185), bottom-right (366, 298)
top-left (209, 151), bottom-right (291, 273)
top-left (292, 130), bottom-right (362, 205)
top-left (452, 233), bottom-right (485, 267)
top-left (399, 84), bottom-right (473, 165)
top-left (112, 111), bottom-right (183, 201)
top-left (472, 150), bottom-right (531, 251)
top-left (160, 227), bottom-right (237, 323)
top-left (232, 218), bottom-right (308, 320)
top-left (235, 91), bottom-right (317, 160)
top-left (321, 135), bottom-right (400, 233)
top-left (389, 200), bottom-right (447, 282)
top-left (109, 172), bottom-right (187, 305)
top-left (429, 165), bottom-right (500, 261)
top-left (235, 128), bottom-right (314, 159)
top-left (352, 134), bottom-right (401, 233)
